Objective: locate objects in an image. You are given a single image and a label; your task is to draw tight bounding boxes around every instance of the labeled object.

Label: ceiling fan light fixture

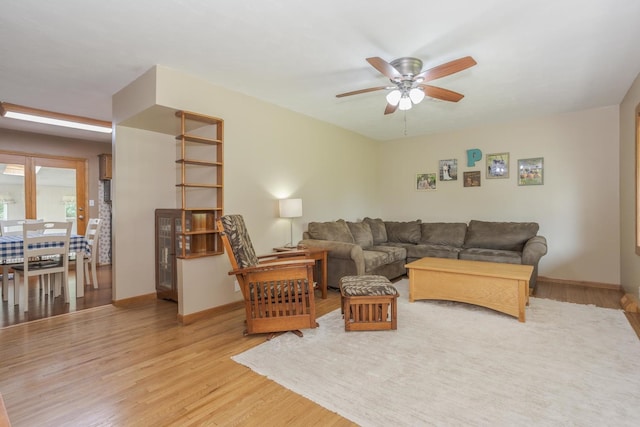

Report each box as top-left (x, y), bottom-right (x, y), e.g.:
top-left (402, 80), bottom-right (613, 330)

top-left (398, 96), bottom-right (412, 111)
top-left (409, 88), bottom-right (425, 104)
top-left (386, 90), bottom-right (402, 106)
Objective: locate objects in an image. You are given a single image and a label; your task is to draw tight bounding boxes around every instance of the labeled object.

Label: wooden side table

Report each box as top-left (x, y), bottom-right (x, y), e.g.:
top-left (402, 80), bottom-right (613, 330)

top-left (273, 247), bottom-right (328, 299)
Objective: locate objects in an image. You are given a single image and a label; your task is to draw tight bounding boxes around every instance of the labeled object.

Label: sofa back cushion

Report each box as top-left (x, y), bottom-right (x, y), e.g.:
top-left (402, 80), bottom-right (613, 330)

top-left (363, 217), bottom-right (388, 245)
top-left (385, 220), bottom-right (421, 244)
top-left (420, 223), bottom-right (467, 247)
top-left (463, 220), bottom-right (539, 251)
top-left (347, 221), bottom-right (374, 248)
top-left (307, 219), bottom-right (355, 243)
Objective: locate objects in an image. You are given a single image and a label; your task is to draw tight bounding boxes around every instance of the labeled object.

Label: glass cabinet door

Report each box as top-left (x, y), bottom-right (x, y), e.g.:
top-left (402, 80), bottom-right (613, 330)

top-left (155, 209), bottom-right (180, 302)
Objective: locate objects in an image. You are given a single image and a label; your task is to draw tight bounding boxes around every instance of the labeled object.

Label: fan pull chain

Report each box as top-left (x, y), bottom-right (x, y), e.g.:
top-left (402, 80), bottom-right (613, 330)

top-left (403, 111), bottom-right (408, 136)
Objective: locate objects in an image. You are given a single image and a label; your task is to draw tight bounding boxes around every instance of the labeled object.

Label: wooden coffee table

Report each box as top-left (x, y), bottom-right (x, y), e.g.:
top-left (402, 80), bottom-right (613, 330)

top-left (405, 257), bottom-right (534, 322)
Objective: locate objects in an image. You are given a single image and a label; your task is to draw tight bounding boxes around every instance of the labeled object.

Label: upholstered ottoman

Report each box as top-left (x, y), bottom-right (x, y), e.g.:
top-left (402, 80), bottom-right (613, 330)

top-left (339, 275), bottom-right (398, 331)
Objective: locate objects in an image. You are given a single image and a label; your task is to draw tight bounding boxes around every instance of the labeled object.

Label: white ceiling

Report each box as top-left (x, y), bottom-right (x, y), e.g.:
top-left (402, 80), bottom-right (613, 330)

top-left (1, 0), bottom-right (639, 143)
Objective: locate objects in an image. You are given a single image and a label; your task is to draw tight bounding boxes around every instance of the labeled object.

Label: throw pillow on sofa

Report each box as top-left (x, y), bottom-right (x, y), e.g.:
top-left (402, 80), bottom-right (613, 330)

top-left (307, 219), bottom-right (355, 243)
top-left (385, 220), bottom-right (422, 244)
top-left (463, 220), bottom-right (539, 251)
top-left (363, 217), bottom-right (388, 245)
top-left (347, 221), bottom-right (374, 249)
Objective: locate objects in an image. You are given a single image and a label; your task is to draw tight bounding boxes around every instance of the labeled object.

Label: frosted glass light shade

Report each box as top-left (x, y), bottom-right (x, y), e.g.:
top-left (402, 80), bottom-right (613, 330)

top-left (0, 102), bottom-right (112, 134)
top-left (279, 198), bottom-right (303, 218)
top-left (409, 88), bottom-right (425, 104)
top-left (398, 96), bottom-right (412, 111)
top-left (386, 90), bottom-right (402, 106)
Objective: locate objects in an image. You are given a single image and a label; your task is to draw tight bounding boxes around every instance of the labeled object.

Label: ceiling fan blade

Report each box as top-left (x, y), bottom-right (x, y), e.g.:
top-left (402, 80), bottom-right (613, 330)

top-left (384, 103), bottom-right (398, 115)
top-left (366, 57), bottom-right (402, 79)
top-left (336, 86), bottom-right (388, 98)
top-left (416, 56), bottom-right (477, 82)
top-left (419, 85), bottom-right (465, 102)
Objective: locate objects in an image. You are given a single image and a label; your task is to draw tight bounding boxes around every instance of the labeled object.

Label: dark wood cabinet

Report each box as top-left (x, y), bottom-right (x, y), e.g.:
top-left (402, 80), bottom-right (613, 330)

top-left (155, 208), bottom-right (181, 302)
top-left (98, 153), bottom-right (112, 180)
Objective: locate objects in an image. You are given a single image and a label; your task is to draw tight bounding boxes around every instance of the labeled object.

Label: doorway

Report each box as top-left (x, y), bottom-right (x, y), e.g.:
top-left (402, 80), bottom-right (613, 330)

top-left (0, 152), bottom-right (87, 234)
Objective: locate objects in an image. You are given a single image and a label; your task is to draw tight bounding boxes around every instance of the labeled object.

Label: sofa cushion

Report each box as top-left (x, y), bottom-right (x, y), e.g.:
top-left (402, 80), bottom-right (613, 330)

top-left (370, 245), bottom-right (407, 263)
top-left (459, 247), bottom-right (522, 264)
top-left (407, 243), bottom-right (461, 260)
top-left (463, 220), bottom-right (539, 251)
top-left (347, 221), bottom-right (374, 249)
top-left (420, 223), bottom-right (467, 247)
top-left (307, 220), bottom-right (355, 244)
top-left (385, 220), bottom-right (421, 244)
top-left (363, 217), bottom-right (388, 245)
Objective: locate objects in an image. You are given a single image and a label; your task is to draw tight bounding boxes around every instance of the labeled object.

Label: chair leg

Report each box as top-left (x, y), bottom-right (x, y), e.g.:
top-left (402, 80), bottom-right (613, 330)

top-left (20, 273), bottom-right (28, 312)
top-left (1, 266), bottom-right (9, 302)
top-left (84, 261), bottom-right (90, 286)
top-left (91, 261), bottom-right (98, 289)
top-left (13, 272), bottom-right (19, 306)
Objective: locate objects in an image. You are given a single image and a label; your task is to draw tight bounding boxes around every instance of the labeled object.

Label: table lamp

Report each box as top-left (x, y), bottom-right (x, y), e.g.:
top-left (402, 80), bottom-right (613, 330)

top-left (279, 198), bottom-right (302, 248)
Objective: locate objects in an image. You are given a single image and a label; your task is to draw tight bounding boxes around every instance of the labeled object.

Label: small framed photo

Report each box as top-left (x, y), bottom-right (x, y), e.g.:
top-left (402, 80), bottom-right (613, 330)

top-left (486, 152), bottom-right (510, 179)
top-left (463, 171), bottom-right (481, 187)
top-left (439, 159), bottom-right (458, 181)
top-left (416, 173), bottom-right (437, 191)
top-left (518, 157), bottom-right (544, 186)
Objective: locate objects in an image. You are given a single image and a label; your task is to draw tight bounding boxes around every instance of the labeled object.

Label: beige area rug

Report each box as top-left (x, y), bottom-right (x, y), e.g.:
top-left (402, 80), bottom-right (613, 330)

top-left (232, 279), bottom-right (640, 426)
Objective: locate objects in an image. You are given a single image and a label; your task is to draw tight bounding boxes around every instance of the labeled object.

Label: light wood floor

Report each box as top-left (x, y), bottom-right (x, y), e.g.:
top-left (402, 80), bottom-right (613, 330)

top-left (0, 277), bottom-right (638, 426)
top-left (0, 266), bottom-right (113, 327)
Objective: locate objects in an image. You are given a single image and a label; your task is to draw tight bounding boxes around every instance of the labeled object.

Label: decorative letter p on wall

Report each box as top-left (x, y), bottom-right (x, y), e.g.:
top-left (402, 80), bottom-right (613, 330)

top-left (467, 149), bottom-right (482, 167)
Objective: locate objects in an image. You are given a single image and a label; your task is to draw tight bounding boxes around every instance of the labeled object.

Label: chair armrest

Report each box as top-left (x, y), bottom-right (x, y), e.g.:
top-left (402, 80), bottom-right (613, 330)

top-left (257, 250), bottom-right (308, 263)
top-left (228, 258), bottom-right (315, 276)
top-left (522, 235), bottom-right (547, 265)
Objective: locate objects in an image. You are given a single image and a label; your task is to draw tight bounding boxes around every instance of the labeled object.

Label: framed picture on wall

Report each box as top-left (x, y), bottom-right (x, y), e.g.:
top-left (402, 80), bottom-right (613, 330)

top-left (416, 173), bottom-right (437, 191)
top-left (518, 157), bottom-right (544, 185)
top-left (486, 152), bottom-right (510, 179)
top-left (439, 159), bottom-right (458, 181)
top-left (463, 171), bottom-right (481, 187)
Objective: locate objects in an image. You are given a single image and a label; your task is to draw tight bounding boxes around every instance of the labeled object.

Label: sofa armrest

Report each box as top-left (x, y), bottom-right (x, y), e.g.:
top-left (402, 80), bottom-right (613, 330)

top-left (299, 239), bottom-right (365, 273)
top-left (522, 235), bottom-right (547, 266)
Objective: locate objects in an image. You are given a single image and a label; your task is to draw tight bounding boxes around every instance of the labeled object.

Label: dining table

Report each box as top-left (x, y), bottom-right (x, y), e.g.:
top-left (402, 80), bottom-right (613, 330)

top-left (0, 234), bottom-right (90, 302)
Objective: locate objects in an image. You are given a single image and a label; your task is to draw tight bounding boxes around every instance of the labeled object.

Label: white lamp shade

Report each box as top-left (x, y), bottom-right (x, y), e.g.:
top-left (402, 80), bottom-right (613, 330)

top-left (279, 198), bottom-right (303, 218)
top-left (385, 90), bottom-right (402, 106)
top-left (409, 88), bottom-right (425, 104)
top-left (398, 96), bottom-right (412, 111)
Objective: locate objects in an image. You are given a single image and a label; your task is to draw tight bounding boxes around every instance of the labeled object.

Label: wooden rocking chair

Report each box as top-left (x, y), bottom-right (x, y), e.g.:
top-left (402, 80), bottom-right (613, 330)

top-left (217, 214), bottom-right (318, 339)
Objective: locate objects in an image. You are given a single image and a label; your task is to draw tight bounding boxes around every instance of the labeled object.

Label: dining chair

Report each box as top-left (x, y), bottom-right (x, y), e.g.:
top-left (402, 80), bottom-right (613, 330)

top-left (0, 219), bottom-right (43, 236)
top-left (12, 221), bottom-right (72, 311)
top-left (83, 218), bottom-right (102, 288)
top-left (0, 219), bottom-right (43, 302)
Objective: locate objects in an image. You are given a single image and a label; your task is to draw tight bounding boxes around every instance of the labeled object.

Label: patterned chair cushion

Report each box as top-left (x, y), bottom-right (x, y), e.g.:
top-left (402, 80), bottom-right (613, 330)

top-left (248, 279), bottom-right (312, 300)
top-left (220, 215), bottom-right (259, 268)
top-left (339, 275), bottom-right (398, 296)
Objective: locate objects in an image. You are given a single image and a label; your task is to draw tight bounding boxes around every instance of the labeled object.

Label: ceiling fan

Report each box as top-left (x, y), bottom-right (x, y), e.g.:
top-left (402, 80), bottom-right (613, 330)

top-left (336, 56), bottom-right (477, 115)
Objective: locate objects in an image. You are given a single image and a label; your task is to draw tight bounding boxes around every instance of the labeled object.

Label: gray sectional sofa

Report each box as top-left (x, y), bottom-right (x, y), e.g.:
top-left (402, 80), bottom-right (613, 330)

top-left (299, 218), bottom-right (547, 290)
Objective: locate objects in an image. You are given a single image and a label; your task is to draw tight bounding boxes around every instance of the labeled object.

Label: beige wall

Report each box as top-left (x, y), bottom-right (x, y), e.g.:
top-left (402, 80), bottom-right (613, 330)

top-left (620, 72), bottom-right (640, 296)
top-left (0, 128), bottom-right (111, 223)
top-left (110, 64), bottom-right (634, 316)
top-left (112, 66), bottom-right (380, 314)
top-left (378, 106), bottom-right (621, 284)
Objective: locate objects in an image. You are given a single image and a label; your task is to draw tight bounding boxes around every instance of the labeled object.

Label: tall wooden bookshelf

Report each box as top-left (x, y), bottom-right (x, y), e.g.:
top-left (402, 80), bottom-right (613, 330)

top-left (175, 110), bottom-right (224, 258)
